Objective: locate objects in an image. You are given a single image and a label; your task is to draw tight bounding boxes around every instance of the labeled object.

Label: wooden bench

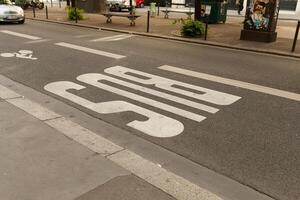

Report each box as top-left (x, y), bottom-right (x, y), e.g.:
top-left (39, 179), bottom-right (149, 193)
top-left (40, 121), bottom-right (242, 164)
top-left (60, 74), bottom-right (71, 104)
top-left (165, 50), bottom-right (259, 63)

top-left (101, 12), bottom-right (141, 26)
top-left (161, 8), bottom-right (194, 19)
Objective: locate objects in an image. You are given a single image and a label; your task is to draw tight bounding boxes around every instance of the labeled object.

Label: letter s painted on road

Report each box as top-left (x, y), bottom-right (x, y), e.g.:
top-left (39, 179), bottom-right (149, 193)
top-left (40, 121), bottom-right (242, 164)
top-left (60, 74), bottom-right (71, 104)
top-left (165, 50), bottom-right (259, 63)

top-left (44, 81), bottom-right (184, 138)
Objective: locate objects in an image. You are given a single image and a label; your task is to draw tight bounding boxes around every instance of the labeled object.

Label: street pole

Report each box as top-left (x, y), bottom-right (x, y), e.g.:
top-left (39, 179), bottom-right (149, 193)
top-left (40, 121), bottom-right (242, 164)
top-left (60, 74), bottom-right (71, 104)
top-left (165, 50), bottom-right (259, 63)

top-left (46, 5), bottom-right (48, 19)
top-left (291, 21), bottom-right (300, 52)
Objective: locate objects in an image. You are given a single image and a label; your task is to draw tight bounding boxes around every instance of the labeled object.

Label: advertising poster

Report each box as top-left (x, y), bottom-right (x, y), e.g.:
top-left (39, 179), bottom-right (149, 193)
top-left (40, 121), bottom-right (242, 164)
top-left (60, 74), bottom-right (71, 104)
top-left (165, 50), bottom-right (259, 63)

top-left (244, 0), bottom-right (278, 31)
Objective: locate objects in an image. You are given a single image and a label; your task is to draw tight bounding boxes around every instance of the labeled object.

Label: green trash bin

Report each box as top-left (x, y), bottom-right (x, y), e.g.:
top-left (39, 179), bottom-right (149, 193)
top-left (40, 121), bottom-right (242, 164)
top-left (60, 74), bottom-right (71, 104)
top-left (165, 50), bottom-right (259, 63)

top-left (150, 2), bottom-right (156, 17)
top-left (200, 0), bottom-right (228, 23)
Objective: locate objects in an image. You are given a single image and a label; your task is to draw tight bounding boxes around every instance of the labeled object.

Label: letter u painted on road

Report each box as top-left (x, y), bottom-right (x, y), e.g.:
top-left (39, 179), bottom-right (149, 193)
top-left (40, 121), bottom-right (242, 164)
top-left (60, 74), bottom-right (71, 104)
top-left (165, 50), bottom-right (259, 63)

top-left (44, 81), bottom-right (184, 138)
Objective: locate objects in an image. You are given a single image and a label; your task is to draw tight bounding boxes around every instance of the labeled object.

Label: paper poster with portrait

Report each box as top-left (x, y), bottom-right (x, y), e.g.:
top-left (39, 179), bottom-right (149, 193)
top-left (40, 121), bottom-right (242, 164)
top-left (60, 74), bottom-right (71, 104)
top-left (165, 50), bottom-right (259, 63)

top-left (244, 0), bottom-right (276, 31)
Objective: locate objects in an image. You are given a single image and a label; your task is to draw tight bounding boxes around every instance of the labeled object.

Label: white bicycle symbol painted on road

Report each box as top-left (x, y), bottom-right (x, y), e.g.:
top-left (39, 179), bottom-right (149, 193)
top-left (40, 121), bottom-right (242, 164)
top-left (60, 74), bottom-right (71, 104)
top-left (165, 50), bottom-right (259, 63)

top-left (0, 50), bottom-right (37, 60)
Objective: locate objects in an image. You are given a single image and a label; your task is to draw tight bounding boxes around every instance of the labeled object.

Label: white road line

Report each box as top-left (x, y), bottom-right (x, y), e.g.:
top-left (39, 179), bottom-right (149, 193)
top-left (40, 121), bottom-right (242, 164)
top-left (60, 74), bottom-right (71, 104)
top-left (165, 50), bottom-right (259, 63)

top-left (90, 34), bottom-right (133, 42)
top-left (55, 42), bottom-right (126, 59)
top-left (6, 97), bottom-right (61, 121)
top-left (1, 83), bottom-right (223, 200)
top-left (159, 65), bottom-right (300, 102)
top-left (0, 85), bottom-right (22, 99)
top-left (108, 150), bottom-right (222, 200)
top-left (73, 34), bottom-right (96, 38)
top-left (25, 39), bottom-right (51, 44)
top-left (45, 117), bottom-right (124, 155)
top-left (0, 30), bottom-right (41, 40)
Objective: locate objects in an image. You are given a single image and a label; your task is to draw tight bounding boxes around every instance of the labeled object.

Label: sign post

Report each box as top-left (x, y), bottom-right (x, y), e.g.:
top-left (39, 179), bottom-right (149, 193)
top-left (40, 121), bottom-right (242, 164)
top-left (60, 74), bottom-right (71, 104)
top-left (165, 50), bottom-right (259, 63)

top-left (240, 0), bottom-right (279, 42)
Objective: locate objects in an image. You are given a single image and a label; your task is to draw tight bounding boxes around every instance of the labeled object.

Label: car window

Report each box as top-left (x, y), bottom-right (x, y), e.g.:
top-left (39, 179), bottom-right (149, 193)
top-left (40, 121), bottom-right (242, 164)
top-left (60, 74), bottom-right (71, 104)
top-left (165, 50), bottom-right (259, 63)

top-left (0, 0), bottom-right (13, 5)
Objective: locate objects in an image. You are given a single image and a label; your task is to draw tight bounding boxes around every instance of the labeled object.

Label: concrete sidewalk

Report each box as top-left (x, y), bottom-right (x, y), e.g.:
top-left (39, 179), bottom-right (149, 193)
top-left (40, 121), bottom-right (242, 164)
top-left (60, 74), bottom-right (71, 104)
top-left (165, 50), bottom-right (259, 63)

top-left (24, 6), bottom-right (300, 56)
top-left (0, 87), bottom-right (177, 200)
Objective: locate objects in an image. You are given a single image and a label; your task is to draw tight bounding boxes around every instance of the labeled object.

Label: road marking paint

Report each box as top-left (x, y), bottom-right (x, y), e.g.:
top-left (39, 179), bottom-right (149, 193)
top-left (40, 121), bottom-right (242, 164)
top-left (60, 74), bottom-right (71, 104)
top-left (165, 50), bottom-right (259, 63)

top-left (101, 69), bottom-right (219, 113)
top-left (105, 66), bottom-right (241, 105)
top-left (77, 74), bottom-right (206, 122)
top-left (55, 42), bottom-right (126, 59)
top-left (0, 85), bottom-right (22, 99)
top-left (6, 97), bottom-right (61, 121)
top-left (25, 39), bottom-right (51, 44)
top-left (73, 34), bottom-right (96, 38)
top-left (108, 150), bottom-right (222, 200)
top-left (90, 34), bottom-right (134, 42)
top-left (159, 65), bottom-right (300, 102)
top-left (0, 50), bottom-right (37, 60)
top-left (45, 117), bottom-right (124, 155)
top-left (1, 83), bottom-right (222, 200)
top-left (44, 81), bottom-right (184, 137)
top-left (0, 30), bottom-right (41, 40)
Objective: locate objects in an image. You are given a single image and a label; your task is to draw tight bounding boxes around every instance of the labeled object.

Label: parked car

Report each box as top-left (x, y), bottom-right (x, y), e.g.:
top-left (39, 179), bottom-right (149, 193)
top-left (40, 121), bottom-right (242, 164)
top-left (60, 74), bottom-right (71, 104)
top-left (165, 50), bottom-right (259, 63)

top-left (106, 0), bottom-right (136, 12)
top-left (135, 0), bottom-right (144, 8)
top-left (0, 0), bottom-right (25, 24)
top-left (22, 0), bottom-right (44, 10)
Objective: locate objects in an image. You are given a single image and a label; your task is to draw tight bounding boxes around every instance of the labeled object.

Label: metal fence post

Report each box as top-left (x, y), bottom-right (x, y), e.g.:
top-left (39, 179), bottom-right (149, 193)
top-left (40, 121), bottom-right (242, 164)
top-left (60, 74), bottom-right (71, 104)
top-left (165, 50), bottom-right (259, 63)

top-left (157, 3), bottom-right (160, 16)
top-left (50, 0), bottom-right (53, 8)
top-left (75, 7), bottom-right (78, 23)
top-left (291, 21), bottom-right (300, 52)
top-left (204, 14), bottom-right (208, 40)
top-left (46, 5), bottom-right (48, 19)
top-left (33, 6), bottom-right (36, 18)
top-left (59, 0), bottom-right (61, 8)
top-left (147, 10), bottom-right (150, 32)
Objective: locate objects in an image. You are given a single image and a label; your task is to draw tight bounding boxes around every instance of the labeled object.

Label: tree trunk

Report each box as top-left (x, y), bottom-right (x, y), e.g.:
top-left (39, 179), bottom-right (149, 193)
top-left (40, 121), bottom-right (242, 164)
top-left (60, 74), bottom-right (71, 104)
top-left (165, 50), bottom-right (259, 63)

top-left (99, 0), bottom-right (107, 13)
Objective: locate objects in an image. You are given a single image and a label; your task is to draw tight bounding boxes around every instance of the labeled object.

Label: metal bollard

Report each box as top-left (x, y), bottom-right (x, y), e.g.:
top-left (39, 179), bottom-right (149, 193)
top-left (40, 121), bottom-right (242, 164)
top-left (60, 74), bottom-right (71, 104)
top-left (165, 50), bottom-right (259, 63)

top-left (59, 0), bottom-right (61, 8)
top-left (204, 15), bottom-right (208, 40)
top-left (50, 0), bottom-right (53, 7)
top-left (157, 3), bottom-right (160, 16)
top-left (33, 6), bottom-right (36, 18)
top-left (45, 5), bottom-right (48, 19)
top-left (147, 10), bottom-right (150, 32)
top-left (75, 7), bottom-right (78, 23)
top-left (291, 21), bottom-right (300, 52)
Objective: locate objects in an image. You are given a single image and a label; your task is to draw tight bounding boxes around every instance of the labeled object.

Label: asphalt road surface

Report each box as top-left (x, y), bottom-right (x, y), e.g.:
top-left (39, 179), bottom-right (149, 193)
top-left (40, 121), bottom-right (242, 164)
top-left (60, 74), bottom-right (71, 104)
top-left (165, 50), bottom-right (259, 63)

top-left (0, 20), bottom-right (299, 200)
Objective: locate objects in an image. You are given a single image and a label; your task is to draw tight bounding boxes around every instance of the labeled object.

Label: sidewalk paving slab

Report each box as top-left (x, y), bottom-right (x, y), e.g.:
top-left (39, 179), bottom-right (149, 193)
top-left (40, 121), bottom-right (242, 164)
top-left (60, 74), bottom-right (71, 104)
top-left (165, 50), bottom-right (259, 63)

top-left (0, 100), bottom-right (131, 200)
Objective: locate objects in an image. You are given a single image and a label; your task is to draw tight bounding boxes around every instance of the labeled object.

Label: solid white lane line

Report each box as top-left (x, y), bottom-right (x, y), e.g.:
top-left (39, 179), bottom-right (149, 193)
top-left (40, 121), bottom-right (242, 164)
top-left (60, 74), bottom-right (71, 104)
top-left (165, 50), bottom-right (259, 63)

top-left (0, 30), bottom-right (42, 40)
top-left (1, 83), bottom-right (223, 200)
top-left (25, 39), bottom-right (51, 44)
top-left (6, 97), bottom-right (61, 121)
top-left (55, 42), bottom-right (126, 59)
top-left (90, 34), bottom-right (133, 42)
top-left (108, 150), bottom-right (222, 200)
top-left (45, 118), bottom-right (124, 155)
top-left (0, 85), bottom-right (22, 99)
top-left (73, 34), bottom-right (96, 38)
top-left (159, 65), bottom-right (300, 102)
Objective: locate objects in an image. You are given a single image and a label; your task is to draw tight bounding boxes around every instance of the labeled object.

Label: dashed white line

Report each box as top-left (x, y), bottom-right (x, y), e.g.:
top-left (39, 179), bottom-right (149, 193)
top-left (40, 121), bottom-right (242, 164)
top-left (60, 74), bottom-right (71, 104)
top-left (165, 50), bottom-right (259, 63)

top-left (159, 65), bottom-right (300, 102)
top-left (90, 34), bottom-right (134, 42)
top-left (0, 30), bottom-right (42, 40)
top-left (55, 42), bottom-right (126, 59)
top-left (25, 39), bottom-right (52, 44)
